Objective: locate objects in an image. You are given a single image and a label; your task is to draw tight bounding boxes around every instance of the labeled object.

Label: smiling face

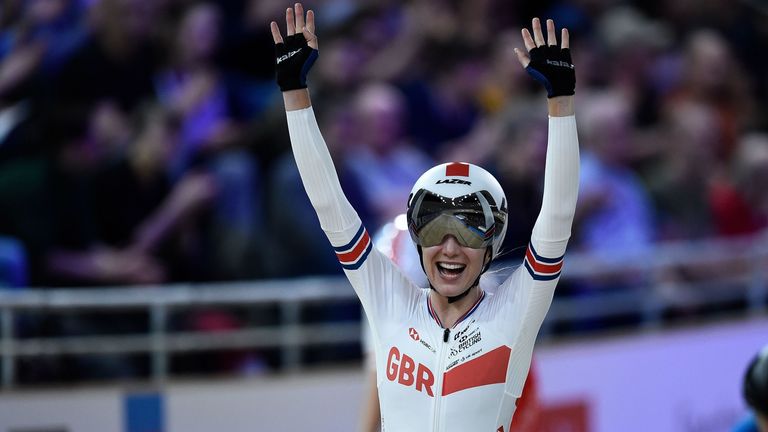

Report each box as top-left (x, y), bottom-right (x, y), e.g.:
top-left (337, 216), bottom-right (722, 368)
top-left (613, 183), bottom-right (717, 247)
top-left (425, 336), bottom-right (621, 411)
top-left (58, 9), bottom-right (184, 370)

top-left (421, 235), bottom-right (490, 297)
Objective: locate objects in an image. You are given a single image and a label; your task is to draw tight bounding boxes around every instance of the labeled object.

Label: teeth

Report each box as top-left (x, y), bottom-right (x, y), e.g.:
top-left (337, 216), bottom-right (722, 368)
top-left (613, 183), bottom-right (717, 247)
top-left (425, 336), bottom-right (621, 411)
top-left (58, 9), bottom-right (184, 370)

top-left (439, 263), bottom-right (466, 270)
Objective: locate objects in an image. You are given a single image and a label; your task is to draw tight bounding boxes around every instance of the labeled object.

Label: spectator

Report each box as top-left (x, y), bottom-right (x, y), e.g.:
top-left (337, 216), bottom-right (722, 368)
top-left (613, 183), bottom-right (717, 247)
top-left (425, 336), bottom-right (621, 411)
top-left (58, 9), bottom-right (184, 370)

top-left (735, 345), bottom-right (768, 432)
top-left (45, 104), bottom-right (216, 285)
top-left (343, 82), bottom-right (432, 230)
top-left (566, 91), bottom-right (654, 330)
top-left (486, 110), bottom-right (548, 262)
top-left (155, 2), bottom-right (263, 278)
top-left (648, 101), bottom-right (718, 240)
top-left (0, 235), bottom-right (27, 288)
top-left (575, 91), bottom-right (654, 259)
top-left (52, 0), bottom-right (161, 112)
top-left (0, 0), bottom-right (86, 161)
top-left (663, 29), bottom-right (754, 161)
top-left (711, 133), bottom-right (768, 236)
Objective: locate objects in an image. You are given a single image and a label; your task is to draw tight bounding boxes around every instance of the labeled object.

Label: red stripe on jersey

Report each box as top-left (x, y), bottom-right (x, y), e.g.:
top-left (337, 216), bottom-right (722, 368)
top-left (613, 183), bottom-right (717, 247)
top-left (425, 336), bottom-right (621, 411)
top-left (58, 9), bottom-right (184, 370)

top-left (442, 345), bottom-right (511, 396)
top-left (445, 162), bottom-right (470, 177)
top-left (451, 290), bottom-right (485, 328)
top-left (525, 246), bottom-right (563, 274)
top-left (427, 297), bottom-right (443, 328)
top-left (336, 231), bottom-right (371, 263)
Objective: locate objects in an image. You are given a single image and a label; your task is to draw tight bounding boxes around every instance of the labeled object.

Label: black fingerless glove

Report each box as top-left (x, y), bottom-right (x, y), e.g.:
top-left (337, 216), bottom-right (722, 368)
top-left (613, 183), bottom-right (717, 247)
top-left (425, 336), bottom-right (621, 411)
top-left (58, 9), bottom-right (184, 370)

top-left (275, 34), bottom-right (318, 92)
top-left (525, 45), bottom-right (575, 98)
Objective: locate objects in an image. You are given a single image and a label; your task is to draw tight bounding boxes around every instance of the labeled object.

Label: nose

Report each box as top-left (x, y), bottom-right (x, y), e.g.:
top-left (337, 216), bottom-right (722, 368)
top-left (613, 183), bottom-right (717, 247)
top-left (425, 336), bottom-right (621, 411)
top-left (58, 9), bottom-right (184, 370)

top-left (439, 235), bottom-right (461, 255)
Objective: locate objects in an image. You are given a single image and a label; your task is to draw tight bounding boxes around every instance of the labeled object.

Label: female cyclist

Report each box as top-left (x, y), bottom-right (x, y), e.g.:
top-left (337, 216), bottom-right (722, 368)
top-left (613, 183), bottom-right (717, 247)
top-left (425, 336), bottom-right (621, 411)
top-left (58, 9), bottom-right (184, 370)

top-left (271, 4), bottom-right (579, 430)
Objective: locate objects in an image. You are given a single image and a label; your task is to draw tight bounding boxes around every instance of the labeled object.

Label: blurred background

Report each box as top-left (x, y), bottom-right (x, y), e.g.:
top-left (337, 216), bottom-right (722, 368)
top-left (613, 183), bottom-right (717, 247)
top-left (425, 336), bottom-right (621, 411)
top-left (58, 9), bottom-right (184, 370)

top-left (0, 0), bottom-right (766, 430)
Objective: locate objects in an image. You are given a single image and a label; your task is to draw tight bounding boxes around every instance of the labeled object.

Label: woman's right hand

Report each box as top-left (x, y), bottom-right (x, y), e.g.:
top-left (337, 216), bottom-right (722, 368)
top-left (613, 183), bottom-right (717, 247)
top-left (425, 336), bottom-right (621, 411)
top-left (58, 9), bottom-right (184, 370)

top-left (270, 3), bottom-right (319, 93)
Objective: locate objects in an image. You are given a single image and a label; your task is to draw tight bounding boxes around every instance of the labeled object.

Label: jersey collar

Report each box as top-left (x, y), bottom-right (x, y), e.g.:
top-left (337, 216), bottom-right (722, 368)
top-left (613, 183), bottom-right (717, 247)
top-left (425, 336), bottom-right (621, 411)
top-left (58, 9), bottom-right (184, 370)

top-left (427, 289), bottom-right (486, 329)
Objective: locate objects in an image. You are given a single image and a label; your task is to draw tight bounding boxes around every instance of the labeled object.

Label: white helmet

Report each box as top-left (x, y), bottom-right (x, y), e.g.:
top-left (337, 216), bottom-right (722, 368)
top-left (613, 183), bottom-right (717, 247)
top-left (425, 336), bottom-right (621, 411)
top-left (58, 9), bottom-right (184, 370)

top-left (406, 162), bottom-right (508, 260)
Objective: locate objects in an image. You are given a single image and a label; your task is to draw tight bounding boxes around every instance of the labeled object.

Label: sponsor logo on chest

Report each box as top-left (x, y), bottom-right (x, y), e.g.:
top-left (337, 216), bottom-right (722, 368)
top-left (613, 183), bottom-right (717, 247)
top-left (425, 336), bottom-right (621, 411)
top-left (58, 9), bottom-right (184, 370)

top-left (449, 321), bottom-right (482, 358)
top-left (408, 327), bottom-right (436, 353)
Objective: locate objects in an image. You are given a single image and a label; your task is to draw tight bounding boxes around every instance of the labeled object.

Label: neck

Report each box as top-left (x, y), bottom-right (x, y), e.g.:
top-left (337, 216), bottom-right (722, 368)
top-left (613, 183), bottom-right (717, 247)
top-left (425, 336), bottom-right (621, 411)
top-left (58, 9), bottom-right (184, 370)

top-left (428, 286), bottom-right (482, 329)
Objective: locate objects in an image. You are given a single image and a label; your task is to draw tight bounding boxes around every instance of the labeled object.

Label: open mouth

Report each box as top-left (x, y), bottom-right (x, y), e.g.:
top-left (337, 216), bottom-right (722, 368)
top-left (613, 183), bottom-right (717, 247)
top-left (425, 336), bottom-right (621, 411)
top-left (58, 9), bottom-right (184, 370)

top-left (436, 262), bottom-right (467, 278)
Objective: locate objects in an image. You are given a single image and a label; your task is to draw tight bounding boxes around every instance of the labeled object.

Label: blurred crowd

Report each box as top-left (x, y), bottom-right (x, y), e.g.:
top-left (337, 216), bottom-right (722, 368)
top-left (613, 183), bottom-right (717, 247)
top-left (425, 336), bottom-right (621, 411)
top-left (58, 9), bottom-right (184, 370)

top-left (0, 0), bottom-right (765, 382)
top-left (0, 0), bottom-right (766, 288)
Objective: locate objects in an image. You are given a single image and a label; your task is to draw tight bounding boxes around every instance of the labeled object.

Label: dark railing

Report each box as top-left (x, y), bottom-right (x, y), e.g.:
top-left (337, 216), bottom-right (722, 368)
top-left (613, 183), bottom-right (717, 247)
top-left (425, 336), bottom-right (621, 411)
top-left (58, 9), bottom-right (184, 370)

top-left (1, 233), bottom-right (766, 389)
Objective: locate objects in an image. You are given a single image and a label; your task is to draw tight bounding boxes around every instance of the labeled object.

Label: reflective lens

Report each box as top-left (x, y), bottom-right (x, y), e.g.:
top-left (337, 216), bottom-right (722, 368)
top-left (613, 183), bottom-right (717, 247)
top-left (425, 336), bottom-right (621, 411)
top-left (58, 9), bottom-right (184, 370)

top-left (408, 190), bottom-right (502, 249)
top-left (416, 212), bottom-right (495, 248)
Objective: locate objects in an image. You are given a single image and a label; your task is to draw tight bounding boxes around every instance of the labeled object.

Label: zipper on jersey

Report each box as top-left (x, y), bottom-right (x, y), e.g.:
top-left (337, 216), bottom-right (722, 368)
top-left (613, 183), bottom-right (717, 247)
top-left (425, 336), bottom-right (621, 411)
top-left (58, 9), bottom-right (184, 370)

top-left (432, 327), bottom-right (450, 432)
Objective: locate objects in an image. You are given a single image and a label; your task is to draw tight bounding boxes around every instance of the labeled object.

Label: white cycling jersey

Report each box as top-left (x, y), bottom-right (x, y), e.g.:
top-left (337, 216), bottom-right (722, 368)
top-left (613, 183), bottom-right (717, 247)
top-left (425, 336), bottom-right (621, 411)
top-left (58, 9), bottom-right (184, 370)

top-left (286, 106), bottom-right (579, 432)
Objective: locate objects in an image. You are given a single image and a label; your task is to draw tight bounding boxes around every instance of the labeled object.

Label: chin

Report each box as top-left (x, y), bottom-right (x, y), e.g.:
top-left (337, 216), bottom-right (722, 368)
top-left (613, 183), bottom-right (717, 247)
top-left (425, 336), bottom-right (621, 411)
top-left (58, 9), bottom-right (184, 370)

top-left (429, 279), bottom-right (471, 297)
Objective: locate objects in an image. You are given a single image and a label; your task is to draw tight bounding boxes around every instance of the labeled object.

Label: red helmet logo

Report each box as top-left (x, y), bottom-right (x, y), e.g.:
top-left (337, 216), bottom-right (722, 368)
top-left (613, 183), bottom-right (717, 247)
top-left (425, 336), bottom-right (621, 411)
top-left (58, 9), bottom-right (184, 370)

top-left (445, 162), bottom-right (470, 177)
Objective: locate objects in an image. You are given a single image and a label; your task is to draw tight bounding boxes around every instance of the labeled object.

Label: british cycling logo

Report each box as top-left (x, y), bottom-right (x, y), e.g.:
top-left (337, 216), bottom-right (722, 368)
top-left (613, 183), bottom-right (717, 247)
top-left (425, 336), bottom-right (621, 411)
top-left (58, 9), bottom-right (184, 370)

top-left (450, 326), bottom-right (482, 358)
top-left (453, 319), bottom-right (476, 341)
top-left (457, 331), bottom-right (482, 352)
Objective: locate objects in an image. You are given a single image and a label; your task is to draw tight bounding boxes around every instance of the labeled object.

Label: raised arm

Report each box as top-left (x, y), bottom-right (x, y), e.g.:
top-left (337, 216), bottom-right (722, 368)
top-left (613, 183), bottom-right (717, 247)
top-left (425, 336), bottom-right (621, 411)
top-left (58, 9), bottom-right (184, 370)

top-left (514, 18), bottom-right (580, 260)
top-left (270, 4), bottom-right (420, 328)
top-left (270, 4), bottom-right (358, 232)
top-left (491, 20), bottom-right (579, 394)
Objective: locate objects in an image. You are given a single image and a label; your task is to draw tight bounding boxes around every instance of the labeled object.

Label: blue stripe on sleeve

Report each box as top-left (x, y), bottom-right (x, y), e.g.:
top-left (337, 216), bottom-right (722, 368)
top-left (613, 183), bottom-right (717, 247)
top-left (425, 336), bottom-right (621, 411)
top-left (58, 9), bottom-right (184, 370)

top-left (333, 225), bottom-right (365, 252)
top-left (529, 243), bottom-right (564, 264)
top-left (524, 260), bottom-right (561, 281)
top-left (340, 241), bottom-right (373, 270)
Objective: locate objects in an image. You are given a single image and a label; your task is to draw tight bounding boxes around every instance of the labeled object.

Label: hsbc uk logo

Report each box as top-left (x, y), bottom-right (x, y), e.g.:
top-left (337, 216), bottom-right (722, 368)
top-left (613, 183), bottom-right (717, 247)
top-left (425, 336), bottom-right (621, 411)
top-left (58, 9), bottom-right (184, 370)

top-left (408, 327), bottom-right (435, 353)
